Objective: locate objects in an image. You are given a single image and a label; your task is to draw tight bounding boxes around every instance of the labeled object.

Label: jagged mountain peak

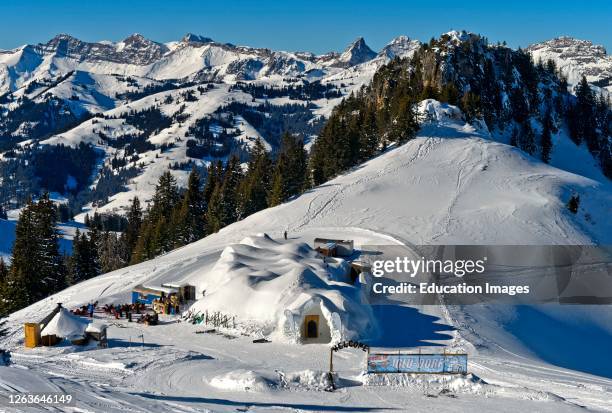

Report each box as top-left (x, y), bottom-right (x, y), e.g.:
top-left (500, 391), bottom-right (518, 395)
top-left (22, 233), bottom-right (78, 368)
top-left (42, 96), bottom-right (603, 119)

top-left (44, 33), bottom-right (85, 48)
top-left (336, 37), bottom-right (377, 67)
top-left (380, 35), bottom-right (421, 59)
top-left (180, 33), bottom-right (214, 44)
top-left (120, 33), bottom-right (165, 50)
top-left (123, 33), bottom-right (146, 42)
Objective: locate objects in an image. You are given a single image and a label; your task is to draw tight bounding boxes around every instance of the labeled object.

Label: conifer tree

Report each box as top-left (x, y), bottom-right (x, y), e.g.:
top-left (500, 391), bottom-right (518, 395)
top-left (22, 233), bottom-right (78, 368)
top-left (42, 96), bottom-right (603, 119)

top-left (203, 160), bottom-right (223, 206)
top-left (68, 228), bottom-right (100, 285)
top-left (268, 133), bottom-right (308, 207)
top-left (358, 106), bottom-right (379, 161)
top-left (0, 258), bottom-right (7, 286)
top-left (173, 168), bottom-right (206, 245)
top-left (238, 139), bottom-right (272, 218)
top-left (98, 231), bottom-right (127, 273)
top-left (1, 195), bottom-right (65, 312)
top-left (570, 76), bottom-right (598, 150)
top-left (510, 125), bottom-right (519, 147)
top-left (567, 195), bottom-right (580, 214)
top-left (0, 258), bottom-right (8, 315)
top-left (205, 182), bottom-right (223, 234)
top-left (540, 111), bottom-right (553, 163)
top-left (150, 171), bottom-right (180, 220)
top-left (219, 155), bottom-right (242, 227)
top-left (67, 229), bottom-right (85, 285)
top-left (125, 197), bottom-right (142, 255)
top-left (131, 172), bottom-right (180, 262)
top-left (33, 194), bottom-right (66, 294)
top-left (518, 121), bottom-right (536, 155)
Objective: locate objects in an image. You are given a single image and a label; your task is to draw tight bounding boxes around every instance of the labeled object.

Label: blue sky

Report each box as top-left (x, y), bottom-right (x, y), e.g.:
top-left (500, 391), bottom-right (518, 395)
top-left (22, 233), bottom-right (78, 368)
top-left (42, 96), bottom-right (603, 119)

top-left (1, 0), bottom-right (611, 53)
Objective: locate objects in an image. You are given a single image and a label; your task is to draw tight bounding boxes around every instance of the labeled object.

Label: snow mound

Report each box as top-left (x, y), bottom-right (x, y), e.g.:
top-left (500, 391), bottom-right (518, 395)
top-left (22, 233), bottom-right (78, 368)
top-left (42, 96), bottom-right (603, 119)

top-left (363, 372), bottom-right (566, 402)
top-left (40, 308), bottom-right (90, 340)
top-left (191, 233), bottom-right (375, 343)
top-left (85, 322), bottom-right (107, 334)
top-left (417, 99), bottom-right (464, 123)
top-left (209, 370), bottom-right (274, 392)
top-left (283, 369), bottom-right (334, 391)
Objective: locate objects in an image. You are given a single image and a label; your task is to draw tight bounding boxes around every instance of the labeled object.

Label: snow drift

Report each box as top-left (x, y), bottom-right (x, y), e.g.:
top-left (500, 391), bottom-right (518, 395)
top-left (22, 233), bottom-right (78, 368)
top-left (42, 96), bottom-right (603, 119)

top-left (191, 233), bottom-right (375, 343)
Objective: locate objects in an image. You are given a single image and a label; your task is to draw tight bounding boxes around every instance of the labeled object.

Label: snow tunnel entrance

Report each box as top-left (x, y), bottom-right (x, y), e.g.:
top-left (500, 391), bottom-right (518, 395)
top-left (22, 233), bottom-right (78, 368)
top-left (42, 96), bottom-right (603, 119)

top-left (301, 305), bottom-right (331, 344)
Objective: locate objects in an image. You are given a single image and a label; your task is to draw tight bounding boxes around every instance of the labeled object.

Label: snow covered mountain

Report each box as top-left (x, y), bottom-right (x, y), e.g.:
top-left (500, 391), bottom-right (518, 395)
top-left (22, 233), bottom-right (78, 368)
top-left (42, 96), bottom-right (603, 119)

top-left (527, 36), bottom-right (612, 93)
top-left (0, 33), bottom-right (421, 218)
top-left (1, 101), bottom-right (611, 411)
top-left (0, 33), bottom-right (388, 93)
top-left (333, 37), bottom-right (378, 67)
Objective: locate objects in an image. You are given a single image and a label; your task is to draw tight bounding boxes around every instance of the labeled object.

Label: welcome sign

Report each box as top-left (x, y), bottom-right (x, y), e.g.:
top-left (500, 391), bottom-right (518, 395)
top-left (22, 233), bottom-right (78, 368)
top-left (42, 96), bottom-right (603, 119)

top-left (367, 353), bottom-right (468, 374)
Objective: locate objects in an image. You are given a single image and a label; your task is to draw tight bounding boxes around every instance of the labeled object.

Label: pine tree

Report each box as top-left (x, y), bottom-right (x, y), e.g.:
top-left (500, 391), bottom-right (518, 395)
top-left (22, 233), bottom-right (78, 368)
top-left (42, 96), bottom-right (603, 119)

top-left (99, 232), bottom-right (127, 273)
top-left (540, 111), bottom-right (553, 163)
top-left (1, 195), bottom-right (65, 312)
top-left (569, 76), bottom-right (597, 148)
top-left (150, 171), bottom-right (180, 221)
top-left (203, 161), bottom-right (223, 206)
top-left (131, 172), bottom-right (181, 262)
top-left (2, 200), bottom-right (36, 312)
top-left (219, 156), bottom-right (242, 227)
top-left (173, 168), bottom-right (206, 245)
top-left (34, 194), bottom-right (66, 294)
top-left (125, 197), bottom-right (142, 254)
top-left (0, 258), bottom-right (7, 286)
top-left (67, 229), bottom-right (84, 285)
top-left (205, 182), bottom-right (223, 234)
top-left (510, 87), bottom-right (530, 123)
top-left (268, 133), bottom-right (308, 207)
top-left (518, 121), bottom-right (536, 155)
top-left (0, 258), bottom-right (8, 315)
top-left (358, 105), bottom-right (379, 161)
top-left (567, 195), bottom-right (580, 214)
top-left (238, 139), bottom-right (272, 218)
top-left (131, 218), bottom-right (154, 263)
top-left (510, 125), bottom-right (519, 147)
top-left (67, 228), bottom-right (100, 284)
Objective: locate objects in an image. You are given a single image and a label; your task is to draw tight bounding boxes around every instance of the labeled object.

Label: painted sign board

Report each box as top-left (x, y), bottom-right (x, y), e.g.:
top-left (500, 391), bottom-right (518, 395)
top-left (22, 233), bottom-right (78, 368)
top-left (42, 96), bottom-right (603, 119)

top-left (367, 353), bottom-right (467, 374)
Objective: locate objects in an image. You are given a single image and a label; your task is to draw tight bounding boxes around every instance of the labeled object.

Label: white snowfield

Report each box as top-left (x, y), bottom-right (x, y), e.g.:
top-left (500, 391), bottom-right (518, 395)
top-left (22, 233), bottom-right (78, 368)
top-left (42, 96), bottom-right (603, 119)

top-left (1, 102), bottom-right (612, 412)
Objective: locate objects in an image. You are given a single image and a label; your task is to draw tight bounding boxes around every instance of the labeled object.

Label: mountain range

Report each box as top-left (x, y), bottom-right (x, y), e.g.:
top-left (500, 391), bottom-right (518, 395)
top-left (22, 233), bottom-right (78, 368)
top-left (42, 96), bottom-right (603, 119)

top-left (0, 31), bottom-right (609, 221)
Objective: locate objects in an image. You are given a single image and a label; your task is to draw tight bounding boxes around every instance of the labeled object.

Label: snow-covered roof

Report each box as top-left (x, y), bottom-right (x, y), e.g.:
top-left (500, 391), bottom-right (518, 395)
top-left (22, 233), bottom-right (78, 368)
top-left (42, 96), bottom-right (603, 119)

top-left (40, 308), bottom-right (90, 339)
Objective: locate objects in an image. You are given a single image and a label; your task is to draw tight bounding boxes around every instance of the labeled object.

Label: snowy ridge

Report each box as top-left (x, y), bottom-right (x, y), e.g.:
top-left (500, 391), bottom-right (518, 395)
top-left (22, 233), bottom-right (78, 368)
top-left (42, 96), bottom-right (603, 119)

top-left (0, 33), bottom-right (384, 94)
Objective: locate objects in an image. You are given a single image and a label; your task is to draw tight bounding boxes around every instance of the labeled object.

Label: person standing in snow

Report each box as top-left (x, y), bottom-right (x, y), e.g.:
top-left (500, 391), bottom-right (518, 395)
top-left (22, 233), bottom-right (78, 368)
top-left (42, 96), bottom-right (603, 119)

top-left (284, 230), bottom-right (288, 240)
top-left (87, 302), bottom-right (94, 318)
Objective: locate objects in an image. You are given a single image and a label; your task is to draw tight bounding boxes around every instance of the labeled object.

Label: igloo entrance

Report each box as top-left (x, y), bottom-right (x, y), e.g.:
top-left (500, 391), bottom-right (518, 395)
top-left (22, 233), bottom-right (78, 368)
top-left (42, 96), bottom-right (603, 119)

top-left (300, 303), bottom-right (331, 344)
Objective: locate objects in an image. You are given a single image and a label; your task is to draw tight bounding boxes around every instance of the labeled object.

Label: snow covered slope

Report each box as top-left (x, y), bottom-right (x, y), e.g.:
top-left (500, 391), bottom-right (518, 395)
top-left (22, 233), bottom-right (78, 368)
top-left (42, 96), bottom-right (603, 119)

top-left (3, 100), bottom-right (610, 318)
top-left (1, 80), bottom-right (611, 413)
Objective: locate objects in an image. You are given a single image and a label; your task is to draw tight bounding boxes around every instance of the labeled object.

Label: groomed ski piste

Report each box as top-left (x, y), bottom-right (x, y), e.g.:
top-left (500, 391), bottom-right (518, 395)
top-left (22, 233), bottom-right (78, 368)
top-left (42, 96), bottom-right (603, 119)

top-left (1, 101), bottom-right (612, 412)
